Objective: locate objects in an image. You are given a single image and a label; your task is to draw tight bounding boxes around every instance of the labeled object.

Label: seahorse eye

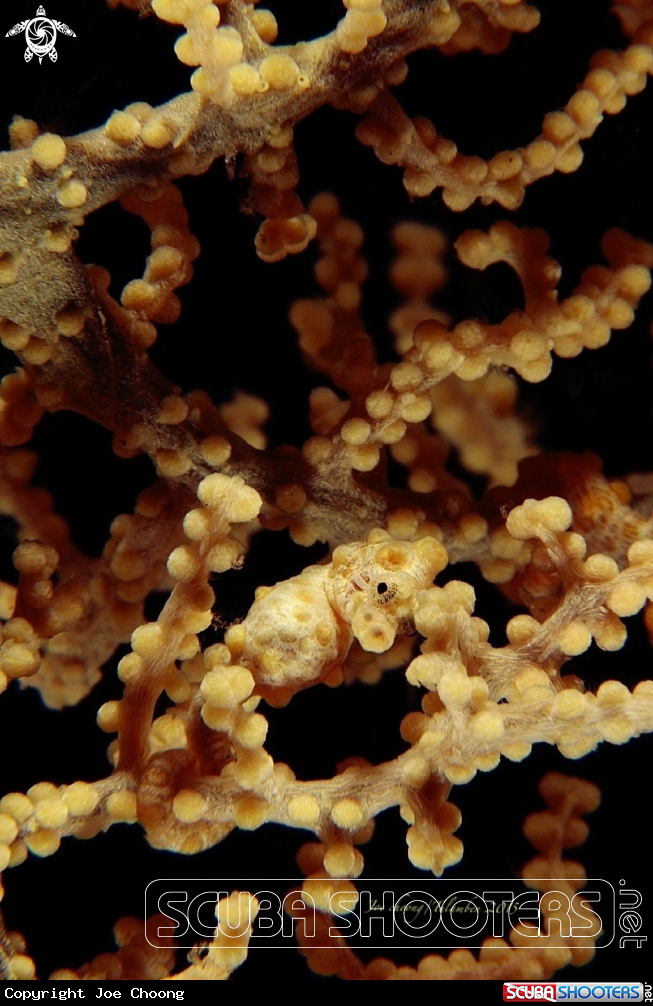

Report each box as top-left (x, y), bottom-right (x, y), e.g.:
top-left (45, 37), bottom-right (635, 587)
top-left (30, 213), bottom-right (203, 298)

top-left (377, 581), bottom-right (388, 595)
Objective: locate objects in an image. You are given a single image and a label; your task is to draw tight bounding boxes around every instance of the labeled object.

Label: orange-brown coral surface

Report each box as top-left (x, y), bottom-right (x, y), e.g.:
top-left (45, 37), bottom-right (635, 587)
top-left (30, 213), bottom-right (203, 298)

top-left (0, 0), bottom-right (652, 982)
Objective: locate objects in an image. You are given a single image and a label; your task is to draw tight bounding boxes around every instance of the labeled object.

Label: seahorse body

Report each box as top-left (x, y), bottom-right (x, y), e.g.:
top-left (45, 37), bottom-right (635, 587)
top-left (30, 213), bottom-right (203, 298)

top-left (225, 532), bottom-right (447, 697)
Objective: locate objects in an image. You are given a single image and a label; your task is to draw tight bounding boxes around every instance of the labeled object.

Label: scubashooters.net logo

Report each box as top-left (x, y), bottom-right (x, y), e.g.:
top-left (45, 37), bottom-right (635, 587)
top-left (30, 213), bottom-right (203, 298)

top-left (146, 877), bottom-right (615, 950)
top-left (5, 5), bottom-right (76, 64)
top-left (503, 984), bottom-right (645, 1001)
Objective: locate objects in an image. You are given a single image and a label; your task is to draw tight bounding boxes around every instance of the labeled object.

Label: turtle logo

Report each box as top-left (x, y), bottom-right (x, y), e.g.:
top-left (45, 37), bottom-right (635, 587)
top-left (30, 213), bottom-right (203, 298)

top-left (5, 5), bottom-right (76, 64)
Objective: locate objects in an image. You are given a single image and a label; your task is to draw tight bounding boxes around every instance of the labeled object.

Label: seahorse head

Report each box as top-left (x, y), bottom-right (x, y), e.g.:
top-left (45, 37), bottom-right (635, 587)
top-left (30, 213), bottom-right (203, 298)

top-left (327, 530), bottom-right (448, 653)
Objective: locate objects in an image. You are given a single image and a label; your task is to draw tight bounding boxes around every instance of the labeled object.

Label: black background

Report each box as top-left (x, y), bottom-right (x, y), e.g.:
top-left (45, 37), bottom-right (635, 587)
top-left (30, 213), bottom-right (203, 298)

top-left (0, 0), bottom-right (652, 983)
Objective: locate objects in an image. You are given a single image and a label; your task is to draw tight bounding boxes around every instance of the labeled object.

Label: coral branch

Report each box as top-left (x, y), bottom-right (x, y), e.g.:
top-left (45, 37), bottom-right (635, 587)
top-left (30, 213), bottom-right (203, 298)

top-left (0, 0), bottom-right (651, 983)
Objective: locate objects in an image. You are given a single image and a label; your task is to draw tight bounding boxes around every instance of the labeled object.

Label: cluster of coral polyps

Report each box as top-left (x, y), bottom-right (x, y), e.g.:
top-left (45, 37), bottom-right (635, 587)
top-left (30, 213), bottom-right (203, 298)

top-left (1, 0), bottom-right (653, 983)
top-left (1, 463), bottom-right (653, 978)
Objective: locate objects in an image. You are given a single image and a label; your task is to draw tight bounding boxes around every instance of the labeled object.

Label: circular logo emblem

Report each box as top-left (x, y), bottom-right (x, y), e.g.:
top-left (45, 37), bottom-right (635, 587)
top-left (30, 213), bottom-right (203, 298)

top-left (5, 5), bottom-right (76, 65)
top-left (25, 15), bottom-right (57, 60)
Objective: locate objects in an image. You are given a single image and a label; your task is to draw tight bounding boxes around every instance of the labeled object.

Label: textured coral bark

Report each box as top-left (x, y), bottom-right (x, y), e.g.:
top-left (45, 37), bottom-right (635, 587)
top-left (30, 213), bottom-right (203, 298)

top-left (0, 0), bottom-right (652, 983)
